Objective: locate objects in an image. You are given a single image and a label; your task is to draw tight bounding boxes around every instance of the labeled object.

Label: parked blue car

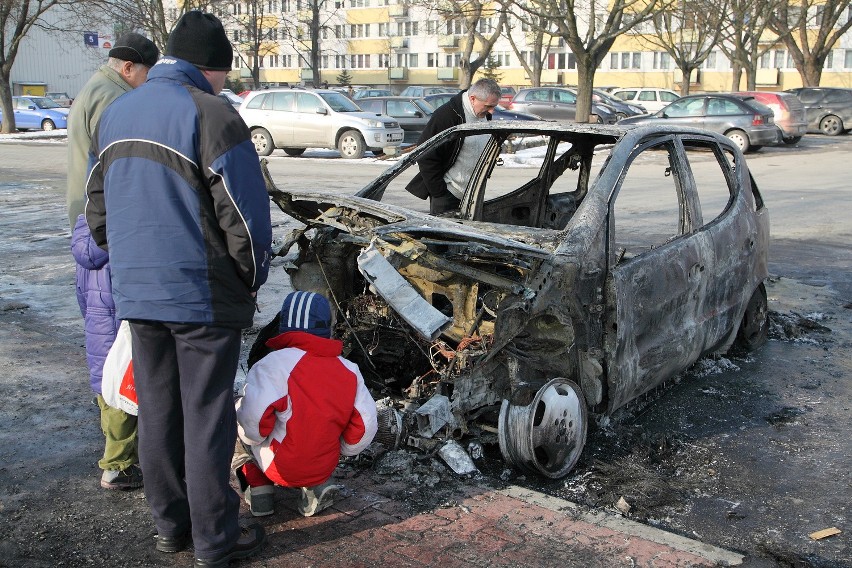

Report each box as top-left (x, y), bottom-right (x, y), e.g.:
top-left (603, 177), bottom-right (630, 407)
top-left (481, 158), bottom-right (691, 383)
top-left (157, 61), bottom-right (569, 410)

top-left (0, 96), bottom-right (69, 131)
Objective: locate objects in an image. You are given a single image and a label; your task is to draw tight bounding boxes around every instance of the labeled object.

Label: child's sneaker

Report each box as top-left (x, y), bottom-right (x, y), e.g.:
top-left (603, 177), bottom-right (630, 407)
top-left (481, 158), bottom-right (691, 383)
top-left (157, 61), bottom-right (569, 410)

top-left (298, 481), bottom-right (342, 517)
top-left (245, 485), bottom-right (275, 517)
top-left (101, 464), bottom-right (143, 490)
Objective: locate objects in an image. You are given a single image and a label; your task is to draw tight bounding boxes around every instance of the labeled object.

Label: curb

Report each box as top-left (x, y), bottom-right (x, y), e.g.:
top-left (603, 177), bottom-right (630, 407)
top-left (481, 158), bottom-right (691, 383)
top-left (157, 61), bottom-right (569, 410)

top-left (499, 485), bottom-right (744, 566)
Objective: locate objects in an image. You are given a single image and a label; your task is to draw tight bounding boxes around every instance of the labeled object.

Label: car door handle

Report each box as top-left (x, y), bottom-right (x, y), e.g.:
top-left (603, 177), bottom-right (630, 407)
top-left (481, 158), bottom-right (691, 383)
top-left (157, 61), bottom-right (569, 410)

top-left (689, 263), bottom-right (705, 278)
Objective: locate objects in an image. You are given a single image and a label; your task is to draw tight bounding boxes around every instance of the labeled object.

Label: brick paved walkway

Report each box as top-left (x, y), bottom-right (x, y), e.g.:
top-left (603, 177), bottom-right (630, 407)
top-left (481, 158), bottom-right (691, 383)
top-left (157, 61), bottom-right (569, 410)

top-left (233, 469), bottom-right (744, 567)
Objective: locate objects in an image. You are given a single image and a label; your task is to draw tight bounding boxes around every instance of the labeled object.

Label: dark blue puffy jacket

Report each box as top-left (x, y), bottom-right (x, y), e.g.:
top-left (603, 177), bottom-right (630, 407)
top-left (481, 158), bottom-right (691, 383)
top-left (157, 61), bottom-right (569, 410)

top-left (71, 214), bottom-right (119, 393)
top-left (85, 58), bottom-right (272, 328)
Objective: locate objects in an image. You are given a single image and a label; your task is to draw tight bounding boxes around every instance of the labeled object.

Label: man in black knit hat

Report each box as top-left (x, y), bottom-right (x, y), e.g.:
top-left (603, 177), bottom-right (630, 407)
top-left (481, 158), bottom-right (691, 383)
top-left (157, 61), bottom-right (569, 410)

top-left (85, 11), bottom-right (272, 567)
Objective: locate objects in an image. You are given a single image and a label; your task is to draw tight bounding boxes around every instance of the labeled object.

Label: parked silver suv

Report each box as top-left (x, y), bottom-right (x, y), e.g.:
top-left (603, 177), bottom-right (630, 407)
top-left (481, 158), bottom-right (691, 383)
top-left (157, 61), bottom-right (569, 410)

top-left (239, 88), bottom-right (405, 158)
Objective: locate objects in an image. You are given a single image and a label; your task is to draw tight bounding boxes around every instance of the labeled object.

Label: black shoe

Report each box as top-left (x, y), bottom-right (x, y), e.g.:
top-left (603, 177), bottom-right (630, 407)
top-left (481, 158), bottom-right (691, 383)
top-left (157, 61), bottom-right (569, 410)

top-left (156, 532), bottom-right (191, 553)
top-left (193, 524), bottom-right (265, 567)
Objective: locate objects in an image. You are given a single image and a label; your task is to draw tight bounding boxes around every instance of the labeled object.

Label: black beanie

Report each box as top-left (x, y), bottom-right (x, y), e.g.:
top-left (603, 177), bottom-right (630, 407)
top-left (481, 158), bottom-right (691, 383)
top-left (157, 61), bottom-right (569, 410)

top-left (166, 11), bottom-right (233, 71)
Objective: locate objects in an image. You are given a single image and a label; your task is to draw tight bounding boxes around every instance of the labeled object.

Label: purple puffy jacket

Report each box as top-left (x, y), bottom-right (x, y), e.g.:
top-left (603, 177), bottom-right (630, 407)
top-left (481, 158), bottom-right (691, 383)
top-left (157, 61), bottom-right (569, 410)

top-left (71, 214), bottom-right (120, 394)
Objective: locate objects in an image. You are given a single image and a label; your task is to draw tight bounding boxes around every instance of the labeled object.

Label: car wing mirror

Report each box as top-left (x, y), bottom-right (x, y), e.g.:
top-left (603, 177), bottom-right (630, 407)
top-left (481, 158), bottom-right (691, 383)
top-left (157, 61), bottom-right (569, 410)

top-left (413, 111), bottom-right (423, 118)
top-left (28, 105), bottom-right (37, 110)
top-left (316, 107), bottom-right (328, 115)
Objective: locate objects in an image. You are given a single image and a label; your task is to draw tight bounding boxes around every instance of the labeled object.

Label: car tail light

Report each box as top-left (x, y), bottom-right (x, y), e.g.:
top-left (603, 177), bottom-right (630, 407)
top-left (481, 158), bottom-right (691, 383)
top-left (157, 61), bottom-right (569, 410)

top-left (752, 114), bottom-right (765, 125)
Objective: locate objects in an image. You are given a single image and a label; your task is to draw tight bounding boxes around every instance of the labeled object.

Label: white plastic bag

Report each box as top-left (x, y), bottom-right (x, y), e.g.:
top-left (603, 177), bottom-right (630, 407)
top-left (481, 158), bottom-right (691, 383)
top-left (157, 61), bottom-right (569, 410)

top-left (102, 320), bottom-right (138, 415)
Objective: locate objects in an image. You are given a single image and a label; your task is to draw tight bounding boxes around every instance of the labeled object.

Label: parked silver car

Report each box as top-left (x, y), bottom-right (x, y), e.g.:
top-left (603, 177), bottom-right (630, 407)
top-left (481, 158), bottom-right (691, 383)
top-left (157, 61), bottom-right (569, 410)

top-left (257, 121), bottom-right (769, 478)
top-left (239, 88), bottom-right (405, 158)
top-left (619, 93), bottom-right (780, 152)
top-left (507, 87), bottom-right (618, 124)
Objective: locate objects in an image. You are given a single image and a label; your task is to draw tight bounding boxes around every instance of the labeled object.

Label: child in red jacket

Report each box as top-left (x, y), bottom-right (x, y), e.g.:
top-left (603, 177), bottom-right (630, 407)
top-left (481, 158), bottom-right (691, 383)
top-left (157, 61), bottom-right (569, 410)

top-left (235, 291), bottom-right (377, 517)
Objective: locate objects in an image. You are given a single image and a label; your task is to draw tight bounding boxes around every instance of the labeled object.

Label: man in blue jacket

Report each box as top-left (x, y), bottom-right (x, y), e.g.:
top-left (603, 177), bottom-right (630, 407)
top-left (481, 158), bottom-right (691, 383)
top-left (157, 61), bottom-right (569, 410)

top-left (86, 12), bottom-right (272, 567)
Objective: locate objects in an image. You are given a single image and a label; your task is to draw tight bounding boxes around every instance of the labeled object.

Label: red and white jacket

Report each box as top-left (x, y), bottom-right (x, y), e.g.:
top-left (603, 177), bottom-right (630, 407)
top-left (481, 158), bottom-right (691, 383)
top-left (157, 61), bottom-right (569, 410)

top-left (236, 331), bottom-right (377, 488)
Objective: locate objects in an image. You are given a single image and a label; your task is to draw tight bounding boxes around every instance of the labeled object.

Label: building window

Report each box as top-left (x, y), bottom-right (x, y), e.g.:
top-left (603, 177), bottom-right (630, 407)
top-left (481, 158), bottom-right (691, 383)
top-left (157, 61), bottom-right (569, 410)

top-left (653, 51), bottom-right (671, 69)
top-left (758, 51), bottom-right (771, 69)
top-left (845, 49), bottom-right (852, 68)
top-left (774, 49), bottom-right (785, 68)
top-left (379, 53), bottom-right (389, 68)
top-left (610, 51), bottom-right (641, 69)
top-left (379, 23), bottom-right (388, 36)
top-left (703, 50), bottom-right (717, 69)
top-left (427, 20), bottom-right (438, 35)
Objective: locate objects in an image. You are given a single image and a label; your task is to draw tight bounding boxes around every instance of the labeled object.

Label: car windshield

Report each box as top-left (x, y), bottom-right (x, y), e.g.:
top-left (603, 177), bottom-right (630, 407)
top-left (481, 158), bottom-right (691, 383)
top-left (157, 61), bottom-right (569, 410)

top-left (321, 92), bottom-right (362, 112)
top-left (29, 96), bottom-right (61, 109)
top-left (413, 99), bottom-right (435, 114)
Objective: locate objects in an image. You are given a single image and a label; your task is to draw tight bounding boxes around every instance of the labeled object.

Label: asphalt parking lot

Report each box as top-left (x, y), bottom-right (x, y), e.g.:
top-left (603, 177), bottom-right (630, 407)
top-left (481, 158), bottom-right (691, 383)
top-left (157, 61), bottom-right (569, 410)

top-left (0, 131), bottom-right (850, 566)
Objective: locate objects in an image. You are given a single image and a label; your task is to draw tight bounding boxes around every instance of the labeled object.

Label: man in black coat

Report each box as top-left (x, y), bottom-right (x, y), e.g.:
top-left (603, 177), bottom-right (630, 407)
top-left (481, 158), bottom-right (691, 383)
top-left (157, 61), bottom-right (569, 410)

top-left (405, 78), bottom-right (501, 214)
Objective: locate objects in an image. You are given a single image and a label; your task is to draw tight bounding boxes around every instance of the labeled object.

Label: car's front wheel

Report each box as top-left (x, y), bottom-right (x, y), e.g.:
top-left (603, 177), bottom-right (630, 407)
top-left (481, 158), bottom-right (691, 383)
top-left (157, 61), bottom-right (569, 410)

top-left (250, 128), bottom-right (274, 156)
top-left (282, 148), bottom-right (305, 157)
top-left (726, 129), bottom-right (750, 153)
top-left (338, 130), bottom-right (365, 159)
top-left (819, 114), bottom-right (844, 136)
top-left (41, 119), bottom-right (56, 131)
top-left (498, 378), bottom-right (587, 479)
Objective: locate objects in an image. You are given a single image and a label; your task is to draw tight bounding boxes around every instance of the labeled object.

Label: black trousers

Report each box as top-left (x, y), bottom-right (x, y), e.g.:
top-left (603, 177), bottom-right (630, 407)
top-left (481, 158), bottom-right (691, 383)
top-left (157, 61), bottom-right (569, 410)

top-left (129, 320), bottom-right (242, 559)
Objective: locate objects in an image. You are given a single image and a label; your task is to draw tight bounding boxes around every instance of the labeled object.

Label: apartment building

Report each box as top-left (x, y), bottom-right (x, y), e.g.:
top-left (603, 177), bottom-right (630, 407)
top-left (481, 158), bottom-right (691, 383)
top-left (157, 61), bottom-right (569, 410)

top-left (223, 0), bottom-right (852, 92)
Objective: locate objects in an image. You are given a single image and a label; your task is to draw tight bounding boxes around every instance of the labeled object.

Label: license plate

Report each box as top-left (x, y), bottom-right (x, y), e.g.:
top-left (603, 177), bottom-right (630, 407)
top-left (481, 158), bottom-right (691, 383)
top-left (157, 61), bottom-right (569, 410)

top-left (388, 133), bottom-right (403, 142)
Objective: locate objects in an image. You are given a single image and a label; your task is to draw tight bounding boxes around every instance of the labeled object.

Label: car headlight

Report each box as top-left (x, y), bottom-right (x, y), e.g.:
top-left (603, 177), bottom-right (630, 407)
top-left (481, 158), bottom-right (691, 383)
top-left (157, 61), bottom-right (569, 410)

top-left (364, 119), bottom-right (383, 128)
top-left (627, 105), bottom-right (644, 114)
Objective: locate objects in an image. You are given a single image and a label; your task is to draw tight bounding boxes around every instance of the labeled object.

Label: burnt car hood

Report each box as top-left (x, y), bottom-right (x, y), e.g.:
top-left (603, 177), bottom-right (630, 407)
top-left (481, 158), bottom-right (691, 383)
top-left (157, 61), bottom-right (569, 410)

top-left (268, 187), bottom-right (564, 257)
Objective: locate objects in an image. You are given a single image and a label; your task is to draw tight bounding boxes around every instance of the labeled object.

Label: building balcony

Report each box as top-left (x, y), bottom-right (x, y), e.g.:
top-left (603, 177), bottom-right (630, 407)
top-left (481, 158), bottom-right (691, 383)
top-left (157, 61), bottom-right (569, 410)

top-left (437, 67), bottom-right (457, 81)
top-left (390, 37), bottom-right (409, 49)
top-left (301, 68), bottom-right (314, 82)
top-left (437, 35), bottom-right (458, 48)
top-left (389, 67), bottom-right (408, 80)
top-left (388, 4), bottom-right (408, 17)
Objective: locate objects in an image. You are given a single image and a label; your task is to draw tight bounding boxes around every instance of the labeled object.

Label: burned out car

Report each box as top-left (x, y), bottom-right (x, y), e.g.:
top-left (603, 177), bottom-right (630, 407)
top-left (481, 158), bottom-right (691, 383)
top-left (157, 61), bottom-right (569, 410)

top-left (259, 122), bottom-right (770, 479)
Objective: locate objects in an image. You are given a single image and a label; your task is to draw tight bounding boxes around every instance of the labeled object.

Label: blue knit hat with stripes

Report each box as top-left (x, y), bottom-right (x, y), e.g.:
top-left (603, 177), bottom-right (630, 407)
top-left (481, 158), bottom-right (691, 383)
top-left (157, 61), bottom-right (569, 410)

top-left (279, 291), bottom-right (332, 338)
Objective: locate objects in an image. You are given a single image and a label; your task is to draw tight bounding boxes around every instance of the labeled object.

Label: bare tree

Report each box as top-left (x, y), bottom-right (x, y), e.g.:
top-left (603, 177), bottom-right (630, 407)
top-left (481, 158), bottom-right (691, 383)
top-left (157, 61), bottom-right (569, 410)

top-left (768, 0), bottom-right (852, 86)
top-left (419, 0), bottom-right (508, 88)
top-left (637, 0), bottom-right (727, 94)
top-left (716, 0), bottom-right (781, 90)
top-left (519, 0), bottom-right (664, 122)
top-left (502, 9), bottom-right (557, 87)
top-left (1, 0), bottom-right (74, 132)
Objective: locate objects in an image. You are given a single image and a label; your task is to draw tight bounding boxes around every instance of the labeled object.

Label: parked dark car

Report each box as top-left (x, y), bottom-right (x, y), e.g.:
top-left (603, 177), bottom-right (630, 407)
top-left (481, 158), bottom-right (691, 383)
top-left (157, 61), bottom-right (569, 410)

top-left (786, 87), bottom-right (852, 136)
top-left (400, 86), bottom-right (461, 98)
top-left (423, 93), bottom-right (542, 121)
top-left (619, 93), bottom-right (779, 152)
top-left (356, 96), bottom-right (435, 143)
top-left (507, 87), bottom-right (618, 124)
top-left (0, 96), bottom-right (69, 131)
top-left (734, 91), bottom-right (807, 144)
top-left (259, 121), bottom-right (769, 479)
top-left (353, 89), bottom-right (394, 100)
top-left (592, 88), bottom-right (646, 118)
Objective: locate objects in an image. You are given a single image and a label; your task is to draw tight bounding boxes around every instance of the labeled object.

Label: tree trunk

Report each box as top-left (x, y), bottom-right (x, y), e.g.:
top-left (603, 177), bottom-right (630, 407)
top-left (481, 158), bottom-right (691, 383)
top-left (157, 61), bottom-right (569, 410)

top-left (679, 65), bottom-right (691, 95)
top-left (801, 60), bottom-right (822, 87)
top-left (730, 64), bottom-right (742, 91)
top-left (0, 71), bottom-right (16, 133)
top-left (310, 3), bottom-right (322, 86)
top-left (746, 68), bottom-right (756, 90)
top-left (574, 56), bottom-right (596, 123)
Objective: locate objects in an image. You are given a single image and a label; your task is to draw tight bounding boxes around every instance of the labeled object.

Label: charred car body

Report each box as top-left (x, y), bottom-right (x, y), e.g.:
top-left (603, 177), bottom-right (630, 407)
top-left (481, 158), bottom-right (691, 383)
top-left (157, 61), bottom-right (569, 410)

top-left (259, 122), bottom-right (770, 479)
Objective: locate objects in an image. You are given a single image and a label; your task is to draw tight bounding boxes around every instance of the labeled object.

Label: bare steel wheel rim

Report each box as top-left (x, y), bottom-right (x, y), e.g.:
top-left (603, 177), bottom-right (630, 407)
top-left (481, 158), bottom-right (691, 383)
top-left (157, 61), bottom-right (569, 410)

top-left (498, 378), bottom-right (587, 479)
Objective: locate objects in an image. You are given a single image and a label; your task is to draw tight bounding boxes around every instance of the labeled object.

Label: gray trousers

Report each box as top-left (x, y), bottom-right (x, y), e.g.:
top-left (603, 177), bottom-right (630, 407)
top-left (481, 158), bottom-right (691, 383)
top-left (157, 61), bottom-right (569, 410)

top-left (129, 320), bottom-right (242, 559)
